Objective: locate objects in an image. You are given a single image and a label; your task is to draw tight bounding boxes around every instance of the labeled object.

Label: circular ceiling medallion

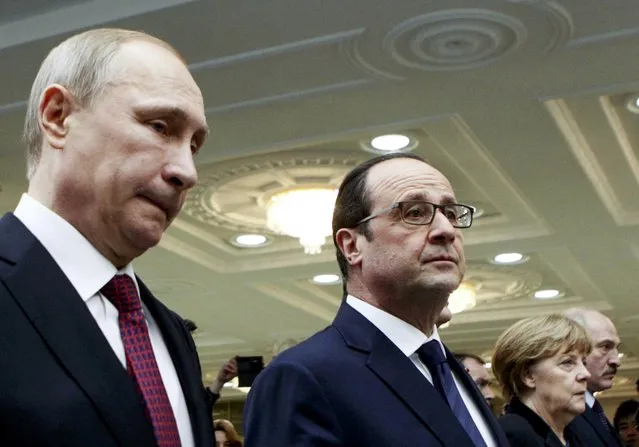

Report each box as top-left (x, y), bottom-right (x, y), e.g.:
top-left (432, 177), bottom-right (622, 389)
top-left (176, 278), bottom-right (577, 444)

top-left (463, 262), bottom-right (543, 305)
top-left (384, 9), bottom-right (527, 71)
top-left (183, 152), bottom-right (363, 234)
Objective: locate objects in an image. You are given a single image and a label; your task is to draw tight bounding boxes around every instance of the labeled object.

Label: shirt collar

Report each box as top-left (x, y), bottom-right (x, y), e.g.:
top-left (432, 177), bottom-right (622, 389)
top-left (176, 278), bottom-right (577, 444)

top-left (13, 193), bottom-right (136, 301)
top-left (585, 391), bottom-right (596, 408)
top-left (346, 294), bottom-right (445, 358)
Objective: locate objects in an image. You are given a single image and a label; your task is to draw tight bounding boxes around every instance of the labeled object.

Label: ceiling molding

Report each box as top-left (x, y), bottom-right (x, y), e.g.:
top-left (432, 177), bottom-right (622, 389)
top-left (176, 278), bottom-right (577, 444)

top-left (251, 283), bottom-right (335, 323)
top-left (422, 115), bottom-right (552, 242)
top-left (544, 98), bottom-right (639, 226)
top-left (384, 9), bottom-right (527, 72)
top-left (568, 26), bottom-right (639, 49)
top-left (0, 0), bottom-right (198, 50)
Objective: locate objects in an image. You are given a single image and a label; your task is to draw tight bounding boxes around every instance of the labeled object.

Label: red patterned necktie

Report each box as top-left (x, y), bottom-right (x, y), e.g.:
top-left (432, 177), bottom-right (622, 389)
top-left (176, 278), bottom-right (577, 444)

top-left (101, 274), bottom-right (181, 447)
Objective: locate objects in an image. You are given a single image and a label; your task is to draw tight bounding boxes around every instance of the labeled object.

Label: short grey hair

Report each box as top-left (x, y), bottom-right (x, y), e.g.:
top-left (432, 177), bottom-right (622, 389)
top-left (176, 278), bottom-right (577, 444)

top-left (23, 28), bottom-right (183, 179)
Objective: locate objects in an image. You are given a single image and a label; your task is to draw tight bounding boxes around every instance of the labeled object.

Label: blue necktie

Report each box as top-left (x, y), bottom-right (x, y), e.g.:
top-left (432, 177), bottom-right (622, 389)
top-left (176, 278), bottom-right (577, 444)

top-left (418, 340), bottom-right (488, 447)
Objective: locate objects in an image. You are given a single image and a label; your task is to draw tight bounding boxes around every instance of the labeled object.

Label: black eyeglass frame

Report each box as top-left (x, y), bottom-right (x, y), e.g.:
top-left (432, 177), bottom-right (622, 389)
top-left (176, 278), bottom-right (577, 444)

top-left (355, 200), bottom-right (475, 228)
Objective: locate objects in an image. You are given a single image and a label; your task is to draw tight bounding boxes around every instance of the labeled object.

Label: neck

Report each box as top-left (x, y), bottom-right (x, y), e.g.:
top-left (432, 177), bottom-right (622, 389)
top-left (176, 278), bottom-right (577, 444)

top-left (521, 396), bottom-right (569, 445)
top-left (27, 175), bottom-right (133, 270)
top-left (346, 279), bottom-right (447, 336)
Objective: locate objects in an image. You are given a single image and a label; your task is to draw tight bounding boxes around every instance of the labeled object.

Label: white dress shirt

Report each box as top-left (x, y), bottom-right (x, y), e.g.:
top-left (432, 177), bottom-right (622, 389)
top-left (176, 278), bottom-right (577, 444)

top-left (14, 194), bottom-right (194, 447)
top-left (347, 295), bottom-right (497, 447)
top-left (585, 391), bottom-right (596, 408)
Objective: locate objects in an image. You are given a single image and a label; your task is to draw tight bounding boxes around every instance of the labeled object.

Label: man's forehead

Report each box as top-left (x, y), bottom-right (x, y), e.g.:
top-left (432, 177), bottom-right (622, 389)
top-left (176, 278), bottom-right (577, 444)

top-left (366, 158), bottom-right (454, 197)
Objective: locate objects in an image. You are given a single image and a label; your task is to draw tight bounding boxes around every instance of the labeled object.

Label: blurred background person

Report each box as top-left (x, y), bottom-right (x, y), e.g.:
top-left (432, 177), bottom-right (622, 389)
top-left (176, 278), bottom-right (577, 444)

top-left (455, 353), bottom-right (495, 407)
top-left (493, 314), bottom-right (592, 447)
top-left (613, 400), bottom-right (639, 447)
top-left (185, 319), bottom-right (238, 406)
top-left (213, 419), bottom-right (242, 447)
top-left (564, 308), bottom-right (623, 447)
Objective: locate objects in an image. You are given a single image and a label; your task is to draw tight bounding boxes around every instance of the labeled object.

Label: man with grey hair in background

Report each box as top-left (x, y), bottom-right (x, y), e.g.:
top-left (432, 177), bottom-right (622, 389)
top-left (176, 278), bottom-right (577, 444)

top-left (564, 308), bottom-right (623, 447)
top-left (0, 29), bottom-right (213, 446)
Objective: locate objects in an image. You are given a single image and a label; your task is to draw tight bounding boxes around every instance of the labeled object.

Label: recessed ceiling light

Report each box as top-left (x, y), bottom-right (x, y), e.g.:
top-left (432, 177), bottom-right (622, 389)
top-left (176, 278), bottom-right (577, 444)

top-left (233, 234), bottom-right (268, 247)
top-left (618, 353), bottom-right (625, 359)
top-left (492, 252), bottom-right (527, 265)
top-left (533, 289), bottom-right (561, 299)
top-left (311, 274), bottom-right (341, 285)
top-left (625, 93), bottom-right (639, 114)
top-left (370, 134), bottom-right (411, 151)
top-left (484, 362), bottom-right (492, 369)
top-left (370, 134), bottom-right (410, 151)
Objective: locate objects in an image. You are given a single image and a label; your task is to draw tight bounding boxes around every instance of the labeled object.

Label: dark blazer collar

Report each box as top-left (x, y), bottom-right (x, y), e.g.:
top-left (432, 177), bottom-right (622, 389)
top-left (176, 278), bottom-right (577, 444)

top-left (507, 398), bottom-right (566, 447)
top-left (582, 405), bottom-right (623, 447)
top-left (333, 301), bottom-right (509, 447)
top-left (0, 213), bottom-right (157, 445)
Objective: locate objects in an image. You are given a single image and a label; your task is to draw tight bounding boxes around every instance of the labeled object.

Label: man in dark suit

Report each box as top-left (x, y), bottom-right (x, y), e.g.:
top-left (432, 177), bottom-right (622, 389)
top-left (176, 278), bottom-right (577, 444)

top-left (454, 353), bottom-right (496, 408)
top-left (564, 308), bottom-right (623, 447)
top-left (0, 29), bottom-right (213, 446)
top-left (243, 153), bottom-right (510, 446)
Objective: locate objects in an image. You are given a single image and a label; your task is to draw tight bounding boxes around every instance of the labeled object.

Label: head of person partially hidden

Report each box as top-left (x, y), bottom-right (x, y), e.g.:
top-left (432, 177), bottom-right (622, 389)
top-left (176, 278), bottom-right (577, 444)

top-left (213, 418), bottom-right (242, 447)
top-left (613, 399), bottom-right (639, 447)
top-left (492, 314), bottom-right (592, 427)
top-left (454, 352), bottom-right (495, 405)
top-left (23, 28), bottom-right (209, 268)
top-left (563, 308), bottom-right (622, 394)
top-left (332, 153), bottom-right (473, 333)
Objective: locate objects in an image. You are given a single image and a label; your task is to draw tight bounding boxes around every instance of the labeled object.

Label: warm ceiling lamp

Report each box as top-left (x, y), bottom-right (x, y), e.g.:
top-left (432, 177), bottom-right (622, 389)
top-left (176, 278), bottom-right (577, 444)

top-left (448, 282), bottom-right (477, 314)
top-left (265, 186), bottom-right (338, 254)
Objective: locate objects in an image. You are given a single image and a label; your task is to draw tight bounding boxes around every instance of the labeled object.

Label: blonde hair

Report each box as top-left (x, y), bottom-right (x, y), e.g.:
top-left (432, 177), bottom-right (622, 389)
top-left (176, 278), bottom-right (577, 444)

top-left (492, 314), bottom-right (592, 401)
top-left (23, 28), bottom-right (184, 179)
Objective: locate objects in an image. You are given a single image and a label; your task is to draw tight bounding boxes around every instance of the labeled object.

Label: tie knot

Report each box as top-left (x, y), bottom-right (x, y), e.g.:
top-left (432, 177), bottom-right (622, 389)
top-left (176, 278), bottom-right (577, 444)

top-left (101, 274), bottom-right (141, 313)
top-left (418, 340), bottom-right (446, 367)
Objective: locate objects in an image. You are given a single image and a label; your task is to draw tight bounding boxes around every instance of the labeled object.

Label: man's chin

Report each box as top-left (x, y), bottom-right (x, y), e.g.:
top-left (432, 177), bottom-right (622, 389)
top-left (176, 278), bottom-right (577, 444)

top-left (125, 225), bottom-right (164, 252)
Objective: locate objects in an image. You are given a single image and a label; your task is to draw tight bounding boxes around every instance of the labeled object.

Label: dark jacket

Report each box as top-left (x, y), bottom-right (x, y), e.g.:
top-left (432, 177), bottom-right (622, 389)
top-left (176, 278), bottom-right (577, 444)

top-left (244, 301), bottom-right (510, 446)
top-left (0, 213), bottom-right (214, 447)
top-left (499, 398), bottom-right (586, 447)
top-left (565, 404), bottom-right (622, 447)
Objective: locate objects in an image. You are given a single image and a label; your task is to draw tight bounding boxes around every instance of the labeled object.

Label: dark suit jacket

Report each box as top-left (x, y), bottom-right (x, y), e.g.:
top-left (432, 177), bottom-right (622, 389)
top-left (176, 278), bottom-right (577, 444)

top-left (499, 398), bottom-right (586, 447)
top-left (566, 404), bottom-right (622, 447)
top-left (244, 302), bottom-right (509, 446)
top-left (0, 213), bottom-right (214, 447)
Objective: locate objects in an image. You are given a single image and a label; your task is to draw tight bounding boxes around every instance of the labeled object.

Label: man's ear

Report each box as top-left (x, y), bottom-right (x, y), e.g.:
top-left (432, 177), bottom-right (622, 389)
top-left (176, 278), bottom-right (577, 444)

top-left (335, 227), bottom-right (363, 267)
top-left (39, 84), bottom-right (76, 150)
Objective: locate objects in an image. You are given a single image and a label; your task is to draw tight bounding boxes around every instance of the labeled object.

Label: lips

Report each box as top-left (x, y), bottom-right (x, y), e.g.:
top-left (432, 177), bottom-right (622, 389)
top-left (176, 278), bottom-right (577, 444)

top-left (423, 255), bottom-right (458, 264)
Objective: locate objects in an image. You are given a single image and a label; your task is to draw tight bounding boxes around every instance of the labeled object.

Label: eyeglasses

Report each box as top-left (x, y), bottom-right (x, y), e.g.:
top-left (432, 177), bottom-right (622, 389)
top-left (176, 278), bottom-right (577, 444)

top-left (356, 201), bottom-right (474, 228)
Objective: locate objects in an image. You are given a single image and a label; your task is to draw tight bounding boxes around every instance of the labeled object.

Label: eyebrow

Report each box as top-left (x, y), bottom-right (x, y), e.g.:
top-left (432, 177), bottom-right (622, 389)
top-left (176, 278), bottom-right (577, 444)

top-left (400, 191), bottom-right (457, 204)
top-left (140, 105), bottom-right (210, 136)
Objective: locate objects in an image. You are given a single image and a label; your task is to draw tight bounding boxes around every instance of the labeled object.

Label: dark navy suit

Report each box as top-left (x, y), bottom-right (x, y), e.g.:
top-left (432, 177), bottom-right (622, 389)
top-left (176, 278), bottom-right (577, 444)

top-left (0, 213), bottom-right (214, 447)
top-left (244, 302), bottom-right (509, 446)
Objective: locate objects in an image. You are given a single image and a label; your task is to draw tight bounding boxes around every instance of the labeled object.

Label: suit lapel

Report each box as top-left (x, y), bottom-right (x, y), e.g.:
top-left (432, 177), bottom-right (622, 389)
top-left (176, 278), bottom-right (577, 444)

top-left (138, 279), bottom-right (208, 446)
top-left (583, 406), bottom-right (621, 447)
top-left (0, 214), bottom-right (156, 446)
top-left (334, 303), bottom-right (476, 447)
top-left (446, 348), bottom-right (510, 447)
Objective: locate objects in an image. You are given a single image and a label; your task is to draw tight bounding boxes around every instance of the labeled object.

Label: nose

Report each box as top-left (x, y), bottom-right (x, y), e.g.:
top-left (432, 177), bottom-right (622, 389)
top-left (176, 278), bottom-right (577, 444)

top-left (428, 208), bottom-right (457, 244)
top-left (482, 386), bottom-right (495, 401)
top-left (163, 143), bottom-right (198, 191)
top-left (609, 350), bottom-right (622, 368)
